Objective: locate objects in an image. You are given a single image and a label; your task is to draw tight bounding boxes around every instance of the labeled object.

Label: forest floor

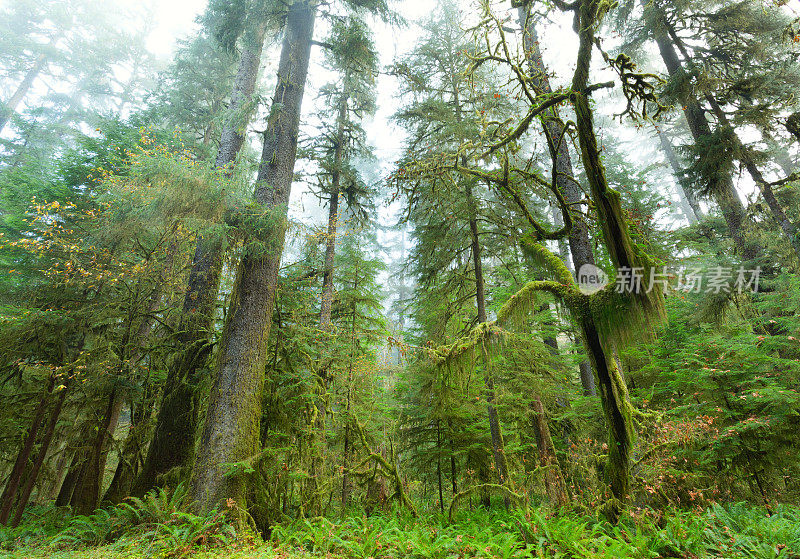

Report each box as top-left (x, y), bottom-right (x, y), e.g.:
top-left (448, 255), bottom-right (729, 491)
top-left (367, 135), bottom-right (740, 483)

top-left (1, 502), bottom-right (798, 558)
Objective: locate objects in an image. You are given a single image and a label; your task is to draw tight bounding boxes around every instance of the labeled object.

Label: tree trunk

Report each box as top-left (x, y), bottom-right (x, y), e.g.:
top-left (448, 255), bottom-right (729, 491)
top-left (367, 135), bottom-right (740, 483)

top-left (319, 192), bottom-right (339, 330)
top-left (517, 4), bottom-right (596, 396)
top-left (134, 19), bottom-right (270, 496)
top-left (467, 185), bottom-right (511, 503)
top-left (654, 126), bottom-right (702, 223)
top-left (55, 456), bottom-right (81, 507)
top-left (104, 384), bottom-right (156, 503)
top-left (0, 375), bottom-right (56, 524)
top-left (341, 360), bottom-right (355, 509)
top-left (0, 375), bottom-right (55, 525)
top-left (704, 97), bottom-right (800, 261)
top-left (41, 440), bottom-right (70, 502)
top-left (11, 382), bottom-right (70, 527)
top-left (319, 95), bottom-right (348, 332)
top-left (71, 386), bottom-right (124, 515)
top-left (448, 420), bottom-right (458, 495)
top-left (530, 394), bottom-right (568, 507)
top-left (647, 5), bottom-right (761, 260)
top-left (579, 316), bottom-right (632, 521)
top-left (566, 0), bottom-right (655, 521)
top-left (190, 1), bottom-right (316, 514)
top-left (341, 423), bottom-right (351, 508)
top-left (436, 420), bottom-right (444, 513)
top-left (0, 53), bottom-right (47, 135)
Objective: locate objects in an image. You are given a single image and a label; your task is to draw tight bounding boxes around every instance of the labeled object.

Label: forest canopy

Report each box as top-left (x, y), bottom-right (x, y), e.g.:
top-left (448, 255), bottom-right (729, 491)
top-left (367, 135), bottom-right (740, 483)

top-left (1, 0), bottom-right (800, 557)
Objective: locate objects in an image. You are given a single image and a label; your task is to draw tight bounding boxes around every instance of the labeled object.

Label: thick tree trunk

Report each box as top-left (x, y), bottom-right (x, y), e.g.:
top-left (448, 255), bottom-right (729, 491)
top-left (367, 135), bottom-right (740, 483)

top-left (648, 6), bottom-right (760, 260)
top-left (517, 5), bottom-right (596, 396)
top-left (530, 394), bottom-right (568, 507)
top-left (0, 375), bottom-right (55, 525)
top-left (191, 1), bottom-right (316, 514)
top-left (654, 126), bottom-right (702, 223)
top-left (0, 53), bottom-right (47, 135)
top-left (11, 382), bottom-right (70, 526)
top-left (134, 19), bottom-right (270, 496)
top-left (565, 0), bottom-right (654, 521)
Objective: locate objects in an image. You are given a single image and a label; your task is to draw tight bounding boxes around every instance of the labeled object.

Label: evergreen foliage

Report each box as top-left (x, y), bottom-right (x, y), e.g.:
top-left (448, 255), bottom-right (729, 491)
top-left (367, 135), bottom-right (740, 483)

top-left (1, 0), bottom-right (800, 555)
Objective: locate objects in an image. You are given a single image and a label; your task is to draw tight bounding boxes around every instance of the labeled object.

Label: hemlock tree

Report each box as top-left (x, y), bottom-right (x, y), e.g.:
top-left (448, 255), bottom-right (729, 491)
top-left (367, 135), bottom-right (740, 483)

top-left (189, 0), bottom-right (391, 515)
top-left (515, 1), bottom-right (596, 396)
top-left (313, 18), bottom-right (378, 333)
top-left (613, 0), bottom-right (800, 260)
top-left (410, 0), bottom-right (668, 521)
top-left (133, 0), bottom-right (274, 496)
top-left (392, 1), bottom-right (515, 502)
top-left (300, 16), bottom-right (379, 513)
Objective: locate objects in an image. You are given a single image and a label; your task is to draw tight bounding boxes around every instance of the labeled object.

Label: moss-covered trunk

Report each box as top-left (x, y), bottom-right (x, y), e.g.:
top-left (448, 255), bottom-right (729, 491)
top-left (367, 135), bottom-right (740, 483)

top-left (190, 1), bottom-right (316, 514)
top-left (565, 0), bottom-right (664, 521)
top-left (579, 316), bottom-right (632, 520)
top-left (104, 382), bottom-right (157, 503)
top-left (134, 19), bottom-right (270, 496)
top-left (530, 394), bottom-right (568, 508)
top-left (55, 455), bottom-right (81, 507)
top-left (72, 385), bottom-right (124, 515)
top-left (516, 3), bottom-right (596, 396)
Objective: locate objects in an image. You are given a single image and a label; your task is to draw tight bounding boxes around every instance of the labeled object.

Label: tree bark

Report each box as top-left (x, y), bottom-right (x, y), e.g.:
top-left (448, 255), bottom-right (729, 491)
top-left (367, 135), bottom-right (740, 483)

top-left (530, 394), bottom-right (568, 507)
top-left (55, 456), bottom-right (81, 507)
top-left (0, 375), bottom-right (55, 525)
top-left (566, 0), bottom-right (651, 521)
top-left (71, 385), bottom-right (124, 515)
top-left (134, 18), bottom-right (270, 496)
top-left (103, 381), bottom-right (156, 503)
top-left (448, 420), bottom-right (458, 496)
top-left (466, 183), bottom-right (510, 503)
top-left (319, 96), bottom-right (348, 332)
top-left (190, 0), bottom-right (316, 514)
top-left (704, 97), bottom-right (800, 261)
top-left (517, 4), bottom-right (596, 396)
top-left (579, 316), bottom-right (632, 522)
top-left (11, 382), bottom-right (70, 526)
top-left (436, 420), bottom-right (444, 513)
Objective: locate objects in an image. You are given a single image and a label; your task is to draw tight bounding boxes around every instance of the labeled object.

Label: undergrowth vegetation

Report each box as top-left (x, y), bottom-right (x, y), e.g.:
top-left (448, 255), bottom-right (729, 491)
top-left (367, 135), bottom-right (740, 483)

top-left (1, 500), bottom-right (798, 558)
top-left (0, 484), bottom-right (238, 558)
